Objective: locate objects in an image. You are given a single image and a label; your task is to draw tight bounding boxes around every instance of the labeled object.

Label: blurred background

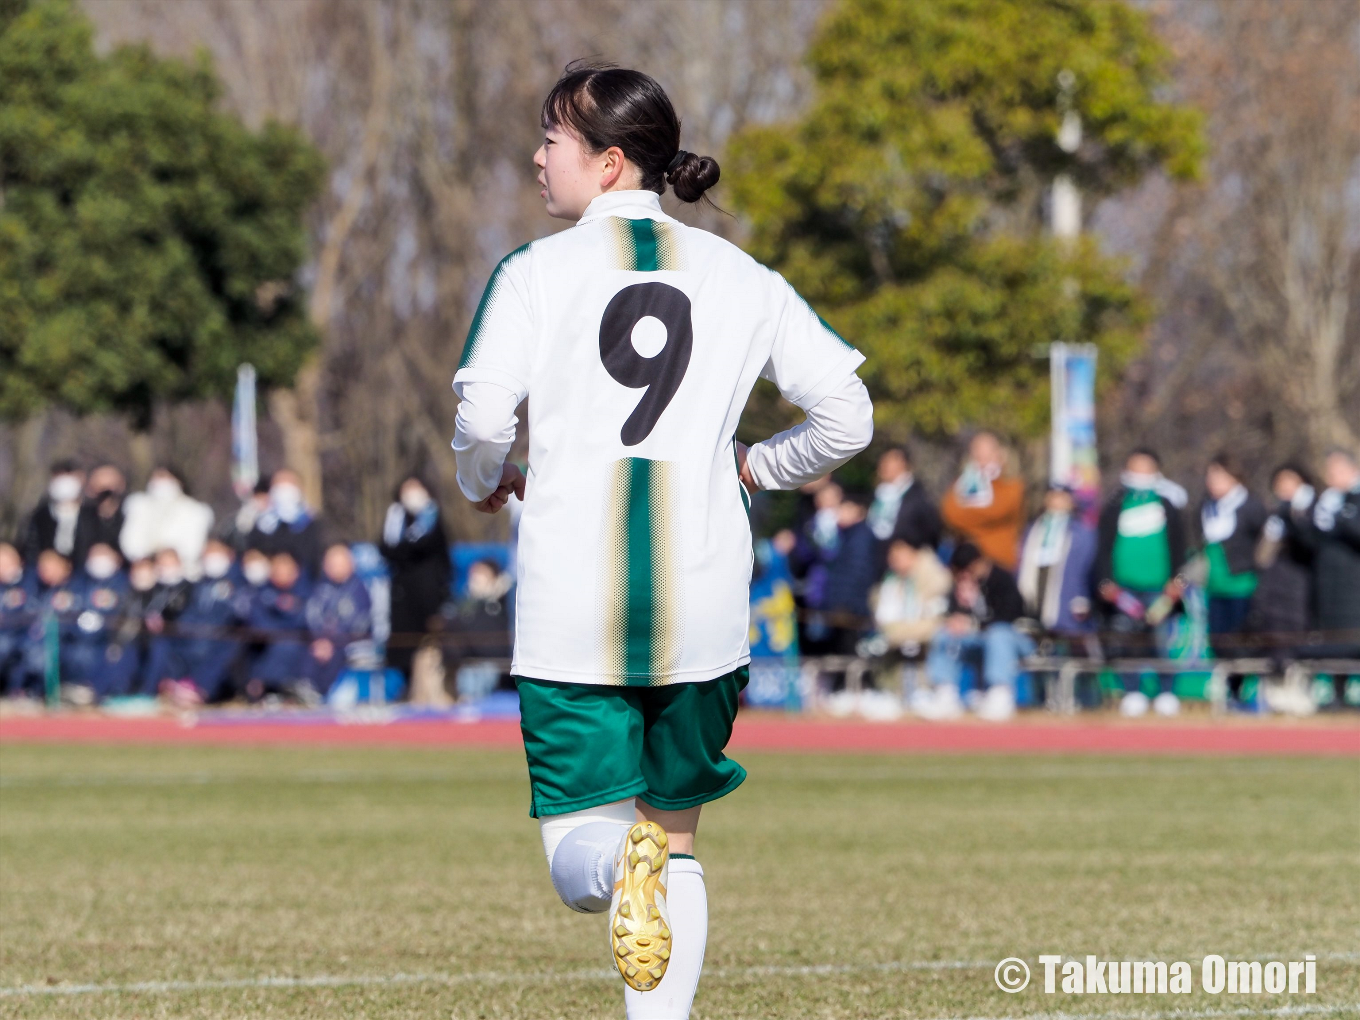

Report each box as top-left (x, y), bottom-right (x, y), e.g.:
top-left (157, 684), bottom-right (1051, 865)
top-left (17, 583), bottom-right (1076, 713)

top-left (2, 0), bottom-right (1358, 716)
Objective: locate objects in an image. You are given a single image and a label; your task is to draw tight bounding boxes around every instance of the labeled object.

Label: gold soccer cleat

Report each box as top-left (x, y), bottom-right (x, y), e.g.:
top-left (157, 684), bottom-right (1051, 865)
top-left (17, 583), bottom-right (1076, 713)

top-left (609, 821), bottom-right (672, 992)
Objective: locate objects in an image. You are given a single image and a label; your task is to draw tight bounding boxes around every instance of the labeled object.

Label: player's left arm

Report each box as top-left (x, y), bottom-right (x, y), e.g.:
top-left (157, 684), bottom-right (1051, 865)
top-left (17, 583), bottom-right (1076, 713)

top-left (740, 373), bottom-right (873, 492)
top-left (738, 273), bottom-right (873, 492)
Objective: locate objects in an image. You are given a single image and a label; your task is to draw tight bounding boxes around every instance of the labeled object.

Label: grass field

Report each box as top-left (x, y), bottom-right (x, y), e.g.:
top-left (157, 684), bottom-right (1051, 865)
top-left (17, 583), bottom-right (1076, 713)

top-left (0, 743), bottom-right (1356, 1019)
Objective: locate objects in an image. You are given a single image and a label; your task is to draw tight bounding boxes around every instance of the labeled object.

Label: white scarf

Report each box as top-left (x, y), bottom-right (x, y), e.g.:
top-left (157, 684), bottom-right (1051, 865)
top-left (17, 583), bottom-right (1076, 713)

top-left (1018, 516), bottom-right (1071, 628)
top-left (954, 462), bottom-right (999, 508)
top-left (868, 476), bottom-right (912, 541)
top-left (1120, 470), bottom-right (1188, 508)
top-left (1201, 484), bottom-right (1247, 544)
top-left (1313, 484), bottom-right (1358, 532)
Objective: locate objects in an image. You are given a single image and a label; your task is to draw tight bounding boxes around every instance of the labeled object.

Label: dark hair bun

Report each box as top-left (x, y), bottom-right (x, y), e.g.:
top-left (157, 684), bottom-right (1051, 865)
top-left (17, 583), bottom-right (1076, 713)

top-left (667, 152), bottom-right (720, 203)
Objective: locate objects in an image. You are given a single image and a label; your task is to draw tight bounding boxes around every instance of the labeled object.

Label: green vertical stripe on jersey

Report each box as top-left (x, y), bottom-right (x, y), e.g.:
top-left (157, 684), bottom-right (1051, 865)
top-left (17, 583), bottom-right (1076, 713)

top-left (603, 457), bottom-right (680, 685)
top-left (605, 218), bottom-right (685, 272)
top-left (623, 457), bottom-right (656, 681)
top-left (458, 242), bottom-right (532, 370)
top-left (628, 219), bottom-right (661, 273)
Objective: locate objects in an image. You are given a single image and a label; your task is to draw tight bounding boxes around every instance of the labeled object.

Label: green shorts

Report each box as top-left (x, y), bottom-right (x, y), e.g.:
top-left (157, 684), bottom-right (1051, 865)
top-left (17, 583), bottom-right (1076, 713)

top-left (514, 667), bottom-right (748, 818)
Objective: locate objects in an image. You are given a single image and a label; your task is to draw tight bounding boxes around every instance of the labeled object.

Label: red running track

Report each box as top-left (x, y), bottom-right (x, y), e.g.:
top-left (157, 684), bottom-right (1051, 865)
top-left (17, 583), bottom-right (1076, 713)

top-left (1, 714), bottom-right (1357, 756)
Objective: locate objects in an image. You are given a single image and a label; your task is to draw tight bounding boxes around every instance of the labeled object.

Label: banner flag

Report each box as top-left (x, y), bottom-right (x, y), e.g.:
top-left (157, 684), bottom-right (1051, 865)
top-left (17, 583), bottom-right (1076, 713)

top-left (232, 364), bottom-right (259, 500)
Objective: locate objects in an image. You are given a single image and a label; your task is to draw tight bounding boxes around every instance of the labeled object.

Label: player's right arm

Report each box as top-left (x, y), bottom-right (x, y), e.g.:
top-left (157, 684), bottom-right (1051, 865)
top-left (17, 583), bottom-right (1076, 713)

top-left (741, 276), bottom-right (874, 492)
top-left (451, 245), bottom-right (535, 511)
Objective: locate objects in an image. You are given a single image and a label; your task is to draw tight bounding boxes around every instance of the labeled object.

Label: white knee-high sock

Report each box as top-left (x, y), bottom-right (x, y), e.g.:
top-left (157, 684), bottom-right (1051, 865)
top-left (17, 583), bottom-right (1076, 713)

top-left (538, 800), bottom-right (634, 913)
top-left (625, 857), bottom-right (707, 1020)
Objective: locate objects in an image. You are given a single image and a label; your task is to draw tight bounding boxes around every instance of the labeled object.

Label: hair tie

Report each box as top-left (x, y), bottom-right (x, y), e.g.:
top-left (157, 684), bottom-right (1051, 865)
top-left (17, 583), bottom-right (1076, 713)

top-left (666, 150), bottom-right (689, 175)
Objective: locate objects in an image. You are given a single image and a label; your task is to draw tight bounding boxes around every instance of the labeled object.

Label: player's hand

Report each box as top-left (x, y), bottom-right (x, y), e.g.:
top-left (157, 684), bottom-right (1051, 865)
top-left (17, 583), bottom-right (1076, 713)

top-left (474, 463), bottom-right (526, 514)
top-left (1098, 580), bottom-right (1120, 604)
top-left (736, 442), bottom-right (758, 495)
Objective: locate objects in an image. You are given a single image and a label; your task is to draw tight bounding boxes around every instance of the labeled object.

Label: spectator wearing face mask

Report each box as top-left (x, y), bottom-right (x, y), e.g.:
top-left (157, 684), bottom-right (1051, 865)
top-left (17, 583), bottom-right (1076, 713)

top-left (81, 464), bottom-right (128, 561)
top-left (149, 539), bottom-right (247, 707)
top-left (379, 476), bottom-right (451, 681)
top-left (136, 548), bottom-right (194, 696)
top-left (64, 543), bottom-right (138, 702)
top-left (1295, 450), bottom-right (1360, 652)
top-left (1017, 483), bottom-right (1097, 637)
top-left (941, 431), bottom-right (1026, 571)
top-left (246, 551), bottom-right (314, 703)
top-left (0, 543), bottom-right (36, 697)
top-left (1198, 453), bottom-right (1267, 644)
top-left (19, 461), bottom-right (88, 564)
top-left (1249, 463), bottom-right (1316, 639)
top-left (246, 469), bottom-right (323, 578)
top-left (120, 467), bottom-right (214, 576)
top-left (1096, 448), bottom-right (1189, 718)
top-left (305, 544), bottom-right (372, 698)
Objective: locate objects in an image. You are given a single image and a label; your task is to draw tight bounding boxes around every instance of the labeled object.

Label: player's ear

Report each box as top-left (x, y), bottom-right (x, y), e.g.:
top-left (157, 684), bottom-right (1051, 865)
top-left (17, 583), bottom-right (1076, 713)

top-left (599, 145), bottom-right (627, 189)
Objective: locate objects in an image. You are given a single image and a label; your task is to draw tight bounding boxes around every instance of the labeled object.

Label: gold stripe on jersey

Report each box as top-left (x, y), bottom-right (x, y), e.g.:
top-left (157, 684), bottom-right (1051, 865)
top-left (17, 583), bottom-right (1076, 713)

top-left (605, 217), bottom-right (686, 273)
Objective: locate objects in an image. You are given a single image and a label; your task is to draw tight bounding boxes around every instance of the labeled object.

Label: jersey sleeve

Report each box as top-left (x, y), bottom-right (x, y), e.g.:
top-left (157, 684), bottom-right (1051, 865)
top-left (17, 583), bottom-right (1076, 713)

top-left (761, 273), bottom-right (867, 410)
top-left (452, 242), bottom-right (535, 400)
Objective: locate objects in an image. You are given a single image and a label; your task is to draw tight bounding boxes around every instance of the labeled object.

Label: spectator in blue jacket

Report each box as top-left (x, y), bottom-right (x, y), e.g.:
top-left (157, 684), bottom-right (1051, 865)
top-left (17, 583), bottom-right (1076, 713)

top-left (246, 551), bottom-right (313, 703)
top-left (1016, 484), bottom-right (1097, 637)
top-left (305, 544), bottom-right (372, 698)
top-left (64, 543), bottom-right (138, 702)
top-left (0, 543), bottom-right (36, 697)
top-left (15, 551), bottom-right (83, 699)
top-left (804, 492), bottom-right (878, 656)
top-left (151, 539), bottom-right (248, 707)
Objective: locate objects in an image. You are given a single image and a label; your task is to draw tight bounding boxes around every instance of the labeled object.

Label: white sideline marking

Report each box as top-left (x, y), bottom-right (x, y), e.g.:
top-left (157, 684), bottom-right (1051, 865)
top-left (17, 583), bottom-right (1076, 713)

top-left (2, 955), bottom-right (1356, 1000)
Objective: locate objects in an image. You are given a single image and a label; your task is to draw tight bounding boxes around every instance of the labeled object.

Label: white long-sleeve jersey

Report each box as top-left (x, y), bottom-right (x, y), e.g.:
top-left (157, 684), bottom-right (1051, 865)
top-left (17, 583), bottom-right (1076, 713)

top-left (453, 190), bottom-right (872, 686)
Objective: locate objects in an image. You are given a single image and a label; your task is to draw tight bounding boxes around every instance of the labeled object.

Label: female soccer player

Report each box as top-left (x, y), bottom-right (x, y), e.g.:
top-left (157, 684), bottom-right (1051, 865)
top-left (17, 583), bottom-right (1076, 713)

top-left (452, 62), bottom-right (874, 1020)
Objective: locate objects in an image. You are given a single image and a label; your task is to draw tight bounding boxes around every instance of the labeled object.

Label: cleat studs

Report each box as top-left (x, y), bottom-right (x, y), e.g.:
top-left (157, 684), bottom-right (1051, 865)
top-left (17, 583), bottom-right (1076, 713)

top-left (619, 902), bottom-right (631, 918)
top-left (615, 925), bottom-right (629, 937)
top-left (616, 945), bottom-right (630, 957)
top-left (636, 955), bottom-right (651, 965)
top-left (649, 967), bottom-right (664, 980)
top-left (657, 948), bottom-right (670, 960)
top-left (631, 828), bottom-right (646, 843)
top-left (655, 831), bottom-right (668, 847)
top-left (636, 938), bottom-right (650, 947)
top-left (648, 905), bottom-right (660, 919)
top-left (659, 928), bottom-right (670, 939)
top-left (625, 966), bottom-right (638, 979)
top-left (629, 849), bottom-right (641, 867)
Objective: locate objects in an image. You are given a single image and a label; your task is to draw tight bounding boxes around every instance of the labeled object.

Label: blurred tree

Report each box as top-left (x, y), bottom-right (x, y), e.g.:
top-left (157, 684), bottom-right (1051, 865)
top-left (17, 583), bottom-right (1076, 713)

top-left (1138, 0), bottom-right (1360, 464)
top-left (0, 0), bottom-right (323, 425)
top-left (727, 0), bottom-right (1203, 441)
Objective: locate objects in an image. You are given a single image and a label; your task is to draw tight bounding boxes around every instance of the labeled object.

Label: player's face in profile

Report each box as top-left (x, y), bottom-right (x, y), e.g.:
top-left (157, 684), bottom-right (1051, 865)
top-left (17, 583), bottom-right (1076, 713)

top-left (533, 125), bottom-right (619, 221)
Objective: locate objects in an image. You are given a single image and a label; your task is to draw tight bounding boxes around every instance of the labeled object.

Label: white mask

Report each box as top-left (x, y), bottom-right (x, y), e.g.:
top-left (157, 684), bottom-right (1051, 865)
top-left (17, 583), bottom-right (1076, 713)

top-left (271, 484), bottom-right (304, 522)
top-left (243, 559), bottom-right (270, 586)
top-left (401, 487), bottom-right (431, 515)
top-left (86, 556), bottom-right (119, 580)
top-left (157, 566), bottom-right (184, 586)
top-left (147, 476), bottom-right (182, 501)
top-left (203, 553), bottom-right (232, 579)
top-left (49, 475), bottom-right (82, 503)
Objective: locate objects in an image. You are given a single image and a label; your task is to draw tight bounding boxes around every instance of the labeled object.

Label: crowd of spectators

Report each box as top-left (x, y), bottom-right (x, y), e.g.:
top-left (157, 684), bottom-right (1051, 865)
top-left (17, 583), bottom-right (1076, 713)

top-left (778, 437), bottom-right (1360, 720)
top-left (1, 462), bottom-right (510, 708)
top-left (4, 440), bottom-right (1358, 717)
